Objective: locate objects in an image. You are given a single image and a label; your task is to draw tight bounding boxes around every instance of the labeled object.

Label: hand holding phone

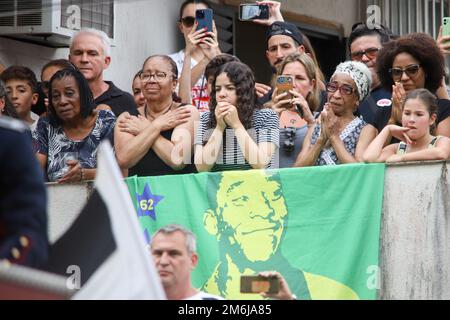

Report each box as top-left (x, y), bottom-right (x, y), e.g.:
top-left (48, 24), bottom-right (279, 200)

top-left (276, 75), bottom-right (294, 101)
top-left (196, 8), bottom-right (213, 33)
top-left (239, 4), bottom-right (270, 21)
top-left (240, 275), bottom-right (280, 294)
top-left (441, 17), bottom-right (450, 54)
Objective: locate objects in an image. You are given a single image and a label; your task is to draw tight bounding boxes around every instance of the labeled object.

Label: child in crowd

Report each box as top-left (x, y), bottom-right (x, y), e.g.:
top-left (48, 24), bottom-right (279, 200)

top-left (1, 66), bottom-right (40, 131)
top-left (363, 89), bottom-right (450, 163)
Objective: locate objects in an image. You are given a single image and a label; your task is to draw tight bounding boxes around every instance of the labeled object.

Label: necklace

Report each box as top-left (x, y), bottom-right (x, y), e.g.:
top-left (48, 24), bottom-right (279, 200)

top-left (145, 101), bottom-right (173, 120)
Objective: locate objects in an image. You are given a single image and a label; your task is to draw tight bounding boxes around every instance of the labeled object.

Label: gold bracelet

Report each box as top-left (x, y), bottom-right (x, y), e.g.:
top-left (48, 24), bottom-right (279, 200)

top-left (80, 168), bottom-right (84, 181)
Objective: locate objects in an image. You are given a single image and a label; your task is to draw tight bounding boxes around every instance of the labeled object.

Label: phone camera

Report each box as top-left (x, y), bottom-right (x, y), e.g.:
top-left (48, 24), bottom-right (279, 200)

top-left (196, 10), bottom-right (205, 19)
top-left (283, 127), bottom-right (296, 153)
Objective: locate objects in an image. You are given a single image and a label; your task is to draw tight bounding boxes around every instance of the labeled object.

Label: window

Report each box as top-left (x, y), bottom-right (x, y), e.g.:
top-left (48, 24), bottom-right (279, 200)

top-left (61, 0), bottom-right (114, 38)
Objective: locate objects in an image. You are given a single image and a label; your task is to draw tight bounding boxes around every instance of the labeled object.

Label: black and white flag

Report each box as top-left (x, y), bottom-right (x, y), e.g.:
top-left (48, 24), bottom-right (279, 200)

top-left (45, 141), bottom-right (166, 299)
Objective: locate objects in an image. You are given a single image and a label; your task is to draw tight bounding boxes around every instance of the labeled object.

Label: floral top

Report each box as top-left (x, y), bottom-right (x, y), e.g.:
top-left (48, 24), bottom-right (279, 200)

top-left (32, 110), bottom-right (116, 181)
top-left (310, 116), bottom-right (366, 166)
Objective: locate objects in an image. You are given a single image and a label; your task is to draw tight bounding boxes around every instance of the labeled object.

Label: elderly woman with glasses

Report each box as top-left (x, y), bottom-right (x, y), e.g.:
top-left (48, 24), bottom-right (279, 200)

top-left (294, 61), bottom-right (375, 167)
top-left (115, 55), bottom-right (199, 177)
top-left (375, 33), bottom-right (450, 139)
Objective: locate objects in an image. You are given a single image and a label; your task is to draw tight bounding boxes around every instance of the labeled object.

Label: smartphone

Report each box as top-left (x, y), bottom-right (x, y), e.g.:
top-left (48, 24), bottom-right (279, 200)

top-left (240, 275), bottom-right (280, 294)
top-left (443, 17), bottom-right (450, 41)
top-left (196, 8), bottom-right (213, 33)
top-left (276, 75), bottom-right (294, 100)
top-left (239, 4), bottom-right (270, 21)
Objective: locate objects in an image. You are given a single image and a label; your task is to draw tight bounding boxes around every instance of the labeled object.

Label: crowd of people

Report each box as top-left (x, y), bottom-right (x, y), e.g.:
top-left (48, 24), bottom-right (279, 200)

top-left (1, 0), bottom-right (449, 183)
top-left (1, 0), bottom-right (450, 299)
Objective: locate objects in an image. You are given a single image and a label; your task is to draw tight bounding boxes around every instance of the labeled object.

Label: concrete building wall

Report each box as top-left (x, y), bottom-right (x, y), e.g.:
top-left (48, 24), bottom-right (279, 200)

top-left (280, 0), bottom-right (360, 36)
top-left (0, 0), bottom-right (184, 94)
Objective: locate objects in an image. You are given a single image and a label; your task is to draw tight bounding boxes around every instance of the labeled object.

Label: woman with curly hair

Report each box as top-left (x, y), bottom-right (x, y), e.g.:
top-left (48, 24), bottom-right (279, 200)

top-left (195, 61), bottom-right (279, 171)
top-left (375, 33), bottom-right (450, 139)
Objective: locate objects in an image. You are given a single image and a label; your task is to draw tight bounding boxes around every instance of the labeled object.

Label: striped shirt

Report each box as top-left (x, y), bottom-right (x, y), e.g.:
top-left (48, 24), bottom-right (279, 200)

top-left (195, 108), bottom-right (280, 171)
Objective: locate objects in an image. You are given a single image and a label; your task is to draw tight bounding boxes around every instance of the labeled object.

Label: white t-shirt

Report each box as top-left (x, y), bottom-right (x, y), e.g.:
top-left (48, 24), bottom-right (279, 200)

top-left (168, 50), bottom-right (210, 112)
top-left (185, 290), bottom-right (224, 300)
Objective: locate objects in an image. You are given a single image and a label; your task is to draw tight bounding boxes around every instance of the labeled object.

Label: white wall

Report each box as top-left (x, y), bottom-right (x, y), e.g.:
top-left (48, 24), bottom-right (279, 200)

top-left (0, 0), bottom-right (184, 94)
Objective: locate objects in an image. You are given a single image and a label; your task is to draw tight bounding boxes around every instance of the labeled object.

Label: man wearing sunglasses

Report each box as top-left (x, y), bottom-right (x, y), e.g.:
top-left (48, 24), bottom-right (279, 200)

top-left (348, 22), bottom-right (395, 126)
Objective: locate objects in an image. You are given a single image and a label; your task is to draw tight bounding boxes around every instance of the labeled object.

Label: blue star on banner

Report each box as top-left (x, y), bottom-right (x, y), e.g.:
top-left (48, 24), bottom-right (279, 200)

top-left (136, 183), bottom-right (164, 220)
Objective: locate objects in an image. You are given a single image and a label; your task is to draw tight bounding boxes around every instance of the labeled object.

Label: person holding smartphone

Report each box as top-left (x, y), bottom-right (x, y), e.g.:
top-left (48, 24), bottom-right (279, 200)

top-left (169, 0), bottom-right (221, 112)
top-left (269, 52), bottom-right (322, 168)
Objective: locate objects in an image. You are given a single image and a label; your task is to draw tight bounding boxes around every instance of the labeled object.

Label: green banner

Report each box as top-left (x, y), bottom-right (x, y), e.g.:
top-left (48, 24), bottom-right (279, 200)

top-left (126, 163), bottom-right (385, 300)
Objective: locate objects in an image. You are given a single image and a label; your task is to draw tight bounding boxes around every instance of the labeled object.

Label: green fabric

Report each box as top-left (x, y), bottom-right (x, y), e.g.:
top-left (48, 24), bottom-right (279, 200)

top-left (126, 163), bottom-right (385, 300)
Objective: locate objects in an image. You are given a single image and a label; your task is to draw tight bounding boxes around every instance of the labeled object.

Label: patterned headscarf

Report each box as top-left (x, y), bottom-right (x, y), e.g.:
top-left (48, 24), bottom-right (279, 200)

top-left (332, 61), bottom-right (372, 101)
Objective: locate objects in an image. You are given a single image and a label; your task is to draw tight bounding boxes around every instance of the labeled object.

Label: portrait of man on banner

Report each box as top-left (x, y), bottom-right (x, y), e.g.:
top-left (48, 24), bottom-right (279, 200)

top-left (201, 170), bottom-right (358, 300)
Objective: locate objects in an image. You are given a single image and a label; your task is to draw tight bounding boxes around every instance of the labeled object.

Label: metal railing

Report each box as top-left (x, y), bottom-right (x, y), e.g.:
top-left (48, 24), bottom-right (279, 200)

top-left (361, 0), bottom-right (450, 38)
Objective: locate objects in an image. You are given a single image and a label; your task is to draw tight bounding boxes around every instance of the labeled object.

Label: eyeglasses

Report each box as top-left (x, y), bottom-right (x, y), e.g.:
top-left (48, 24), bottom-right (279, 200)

top-left (389, 64), bottom-right (421, 81)
top-left (180, 16), bottom-right (195, 27)
top-left (283, 127), bottom-right (296, 153)
top-left (326, 82), bottom-right (355, 96)
top-left (139, 71), bottom-right (170, 82)
top-left (350, 47), bottom-right (379, 61)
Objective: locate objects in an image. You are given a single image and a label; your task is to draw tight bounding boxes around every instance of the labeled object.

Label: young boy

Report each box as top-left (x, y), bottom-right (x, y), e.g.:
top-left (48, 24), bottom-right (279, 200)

top-left (0, 66), bottom-right (40, 131)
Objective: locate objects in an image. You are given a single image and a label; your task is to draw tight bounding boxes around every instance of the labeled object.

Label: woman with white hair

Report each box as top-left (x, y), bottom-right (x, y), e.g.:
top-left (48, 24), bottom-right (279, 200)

top-left (293, 61), bottom-right (376, 166)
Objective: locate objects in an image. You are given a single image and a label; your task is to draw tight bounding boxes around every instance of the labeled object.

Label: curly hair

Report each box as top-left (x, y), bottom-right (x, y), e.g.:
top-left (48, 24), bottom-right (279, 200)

top-left (47, 68), bottom-right (96, 126)
top-left (204, 54), bottom-right (240, 81)
top-left (209, 61), bottom-right (260, 129)
top-left (376, 33), bottom-right (444, 93)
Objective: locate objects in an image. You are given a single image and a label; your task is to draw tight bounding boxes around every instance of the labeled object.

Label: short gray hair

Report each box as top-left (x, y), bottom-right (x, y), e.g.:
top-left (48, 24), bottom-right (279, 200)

top-left (152, 224), bottom-right (197, 254)
top-left (71, 28), bottom-right (111, 57)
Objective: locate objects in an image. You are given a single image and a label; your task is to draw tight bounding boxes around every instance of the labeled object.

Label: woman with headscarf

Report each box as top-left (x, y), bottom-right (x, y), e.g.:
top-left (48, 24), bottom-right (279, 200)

top-left (294, 61), bottom-right (375, 166)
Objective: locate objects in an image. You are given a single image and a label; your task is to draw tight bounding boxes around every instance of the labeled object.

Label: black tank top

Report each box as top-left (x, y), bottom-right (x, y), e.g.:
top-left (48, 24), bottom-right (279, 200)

top-left (128, 104), bottom-right (196, 177)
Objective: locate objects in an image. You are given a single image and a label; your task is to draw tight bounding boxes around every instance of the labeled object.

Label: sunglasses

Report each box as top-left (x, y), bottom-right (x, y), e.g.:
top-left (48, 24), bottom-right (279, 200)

top-left (389, 64), bottom-right (421, 80)
top-left (326, 82), bottom-right (355, 96)
top-left (350, 47), bottom-right (379, 61)
top-left (180, 16), bottom-right (195, 27)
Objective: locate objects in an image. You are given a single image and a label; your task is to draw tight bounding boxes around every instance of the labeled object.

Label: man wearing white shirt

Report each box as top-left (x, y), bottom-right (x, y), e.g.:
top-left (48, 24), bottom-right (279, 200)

top-left (150, 224), bottom-right (223, 300)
